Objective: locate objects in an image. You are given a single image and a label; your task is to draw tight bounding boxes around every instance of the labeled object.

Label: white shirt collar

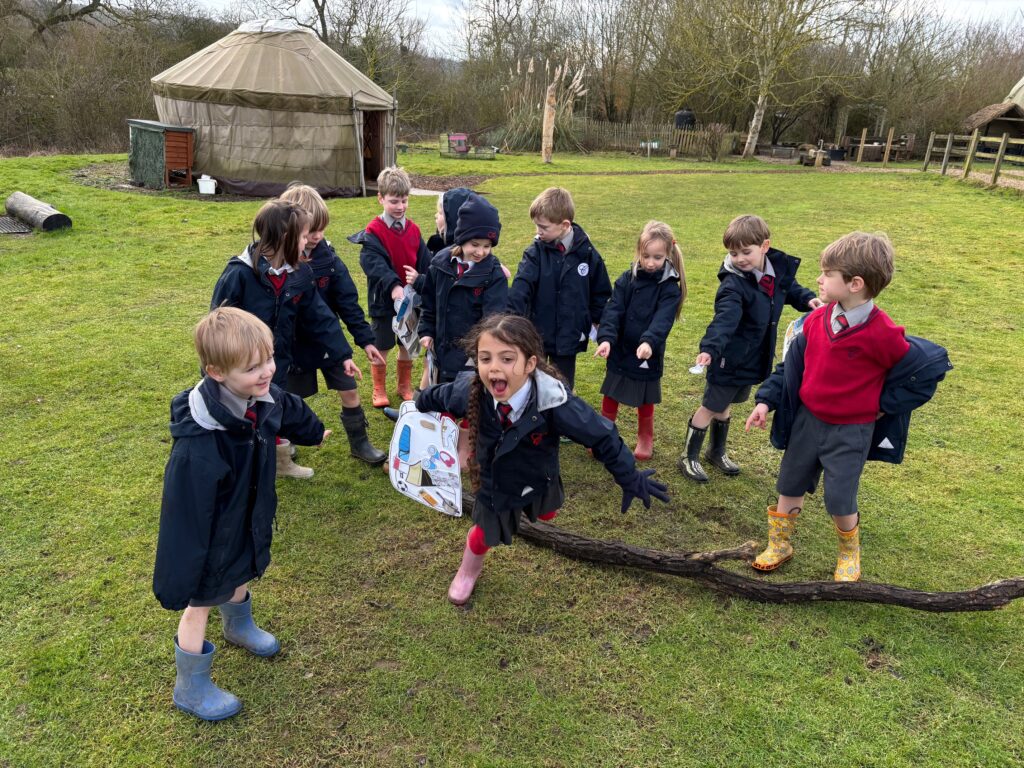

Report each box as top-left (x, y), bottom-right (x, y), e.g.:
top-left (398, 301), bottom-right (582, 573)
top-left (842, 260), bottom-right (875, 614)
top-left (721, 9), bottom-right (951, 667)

top-left (833, 298), bottom-right (874, 328)
top-left (492, 377), bottom-right (533, 424)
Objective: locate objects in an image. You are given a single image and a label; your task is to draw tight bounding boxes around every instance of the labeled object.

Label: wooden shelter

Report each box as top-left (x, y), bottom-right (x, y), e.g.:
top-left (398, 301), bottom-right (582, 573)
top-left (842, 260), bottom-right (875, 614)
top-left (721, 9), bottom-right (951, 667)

top-left (962, 102), bottom-right (1024, 140)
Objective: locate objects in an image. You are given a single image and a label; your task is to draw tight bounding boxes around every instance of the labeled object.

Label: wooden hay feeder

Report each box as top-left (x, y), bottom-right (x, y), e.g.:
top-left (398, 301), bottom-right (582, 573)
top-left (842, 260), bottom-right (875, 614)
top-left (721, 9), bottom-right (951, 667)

top-left (127, 119), bottom-right (195, 189)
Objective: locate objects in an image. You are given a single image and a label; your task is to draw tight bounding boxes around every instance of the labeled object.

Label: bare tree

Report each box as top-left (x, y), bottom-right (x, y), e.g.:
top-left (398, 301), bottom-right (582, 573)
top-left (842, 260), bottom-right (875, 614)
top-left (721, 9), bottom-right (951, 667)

top-left (664, 0), bottom-right (870, 157)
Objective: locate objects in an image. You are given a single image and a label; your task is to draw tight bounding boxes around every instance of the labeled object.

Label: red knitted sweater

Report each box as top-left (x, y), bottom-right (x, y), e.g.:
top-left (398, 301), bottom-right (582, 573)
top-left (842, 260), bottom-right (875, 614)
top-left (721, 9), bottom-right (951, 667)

top-left (799, 303), bottom-right (909, 424)
top-left (366, 217), bottom-right (422, 281)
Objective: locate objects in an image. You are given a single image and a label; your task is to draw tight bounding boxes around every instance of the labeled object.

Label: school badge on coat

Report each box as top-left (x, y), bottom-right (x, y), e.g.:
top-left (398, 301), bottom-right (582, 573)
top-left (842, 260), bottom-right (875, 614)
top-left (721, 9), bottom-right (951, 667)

top-left (388, 401), bottom-right (462, 517)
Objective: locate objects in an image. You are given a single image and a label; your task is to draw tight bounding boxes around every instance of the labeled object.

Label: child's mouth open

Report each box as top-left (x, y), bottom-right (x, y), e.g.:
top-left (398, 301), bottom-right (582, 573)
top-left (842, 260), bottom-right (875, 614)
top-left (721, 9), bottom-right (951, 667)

top-left (489, 378), bottom-right (508, 398)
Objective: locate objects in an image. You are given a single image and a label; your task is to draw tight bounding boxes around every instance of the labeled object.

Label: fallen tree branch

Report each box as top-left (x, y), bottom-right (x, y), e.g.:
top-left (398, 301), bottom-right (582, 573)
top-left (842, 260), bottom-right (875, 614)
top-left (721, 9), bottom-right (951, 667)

top-left (515, 517), bottom-right (1024, 613)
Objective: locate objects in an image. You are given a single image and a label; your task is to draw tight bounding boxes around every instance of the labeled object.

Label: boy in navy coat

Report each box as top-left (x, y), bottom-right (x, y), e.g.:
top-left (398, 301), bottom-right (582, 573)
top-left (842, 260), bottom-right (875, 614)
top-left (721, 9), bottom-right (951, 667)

top-left (680, 214), bottom-right (822, 483)
top-left (508, 187), bottom-right (611, 389)
top-left (745, 232), bottom-right (949, 581)
top-left (153, 308), bottom-right (327, 721)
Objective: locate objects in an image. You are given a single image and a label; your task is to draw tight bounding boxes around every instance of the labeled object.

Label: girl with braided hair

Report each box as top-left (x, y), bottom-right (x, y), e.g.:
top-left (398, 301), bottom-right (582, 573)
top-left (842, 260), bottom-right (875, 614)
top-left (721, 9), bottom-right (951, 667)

top-left (415, 314), bottom-right (670, 605)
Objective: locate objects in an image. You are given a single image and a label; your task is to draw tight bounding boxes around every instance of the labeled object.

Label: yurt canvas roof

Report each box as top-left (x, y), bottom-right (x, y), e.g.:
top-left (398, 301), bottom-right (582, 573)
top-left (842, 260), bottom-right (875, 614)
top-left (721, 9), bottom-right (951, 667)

top-left (151, 20), bottom-right (395, 113)
top-left (1008, 72), bottom-right (1024, 108)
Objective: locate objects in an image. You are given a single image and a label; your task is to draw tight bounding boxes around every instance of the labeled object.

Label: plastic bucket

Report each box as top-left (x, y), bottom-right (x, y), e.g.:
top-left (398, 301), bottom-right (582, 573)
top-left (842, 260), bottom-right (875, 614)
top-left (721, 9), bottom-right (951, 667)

top-left (198, 177), bottom-right (217, 195)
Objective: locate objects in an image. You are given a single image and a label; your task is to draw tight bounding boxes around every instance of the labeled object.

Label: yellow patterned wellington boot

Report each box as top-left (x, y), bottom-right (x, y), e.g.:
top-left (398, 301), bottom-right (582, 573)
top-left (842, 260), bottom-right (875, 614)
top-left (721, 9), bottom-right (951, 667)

top-left (834, 524), bottom-right (861, 582)
top-left (752, 505), bottom-right (797, 572)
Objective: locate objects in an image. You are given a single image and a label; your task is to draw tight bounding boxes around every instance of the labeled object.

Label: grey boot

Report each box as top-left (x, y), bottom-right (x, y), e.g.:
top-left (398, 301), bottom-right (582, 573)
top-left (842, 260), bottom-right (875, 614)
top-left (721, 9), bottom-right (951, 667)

top-left (173, 638), bottom-right (242, 721)
top-left (677, 418), bottom-right (710, 483)
top-left (705, 417), bottom-right (741, 475)
top-left (219, 592), bottom-right (280, 657)
top-left (341, 406), bottom-right (387, 465)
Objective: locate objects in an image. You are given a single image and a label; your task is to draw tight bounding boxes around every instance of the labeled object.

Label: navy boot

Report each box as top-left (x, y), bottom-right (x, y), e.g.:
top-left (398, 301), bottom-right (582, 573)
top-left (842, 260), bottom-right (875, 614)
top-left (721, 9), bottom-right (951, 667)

top-left (173, 638), bottom-right (242, 721)
top-left (220, 592), bottom-right (280, 657)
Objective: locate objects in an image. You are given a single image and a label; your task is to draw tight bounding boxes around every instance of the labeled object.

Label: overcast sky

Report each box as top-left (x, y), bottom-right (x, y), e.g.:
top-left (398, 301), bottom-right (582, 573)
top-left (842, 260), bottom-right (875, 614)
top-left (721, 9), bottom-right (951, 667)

top-left (205, 0), bottom-right (1023, 42)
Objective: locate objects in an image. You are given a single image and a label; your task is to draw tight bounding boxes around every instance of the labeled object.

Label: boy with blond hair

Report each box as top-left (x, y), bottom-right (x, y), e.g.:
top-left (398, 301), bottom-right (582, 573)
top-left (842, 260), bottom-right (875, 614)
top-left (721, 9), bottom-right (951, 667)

top-left (280, 183), bottom-right (387, 465)
top-left (680, 214), bottom-right (821, 483)
top-left (746, 232), bottom-right (950, 582)
top-left (508, 186), bottom-right (611, 388)
top-left (349, 166), bottom-right (432, 406)
top-left (154, 307), bottom-right (327, 720)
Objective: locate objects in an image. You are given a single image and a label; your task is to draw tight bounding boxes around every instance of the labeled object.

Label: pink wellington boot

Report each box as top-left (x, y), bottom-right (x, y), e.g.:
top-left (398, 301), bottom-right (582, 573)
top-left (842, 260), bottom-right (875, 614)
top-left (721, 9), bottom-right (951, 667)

top-left (448, 527), bottom-right (488, 605)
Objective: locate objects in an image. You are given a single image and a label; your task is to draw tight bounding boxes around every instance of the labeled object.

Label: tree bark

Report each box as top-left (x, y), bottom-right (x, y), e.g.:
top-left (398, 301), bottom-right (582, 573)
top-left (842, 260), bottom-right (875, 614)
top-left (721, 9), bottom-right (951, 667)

top-left (515, 517), bottom-right (1024, 613)
top-left (742, 91), bottom-right (769, 158)
top-left (541, 80), bottom-right (557, 163)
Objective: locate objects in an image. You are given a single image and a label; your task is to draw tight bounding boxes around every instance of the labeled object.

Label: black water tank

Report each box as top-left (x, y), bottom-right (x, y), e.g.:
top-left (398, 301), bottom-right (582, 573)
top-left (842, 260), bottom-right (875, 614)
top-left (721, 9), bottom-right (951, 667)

top-left (674, 108), bottom-right (696, 130)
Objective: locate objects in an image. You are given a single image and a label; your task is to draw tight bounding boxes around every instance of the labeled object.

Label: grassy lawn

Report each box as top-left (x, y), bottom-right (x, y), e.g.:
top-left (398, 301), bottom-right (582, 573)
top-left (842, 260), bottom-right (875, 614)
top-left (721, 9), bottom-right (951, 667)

top-left (399, 148), bottom-right (782, 177)
top-left (1, 154), bottom-right (1023, 766)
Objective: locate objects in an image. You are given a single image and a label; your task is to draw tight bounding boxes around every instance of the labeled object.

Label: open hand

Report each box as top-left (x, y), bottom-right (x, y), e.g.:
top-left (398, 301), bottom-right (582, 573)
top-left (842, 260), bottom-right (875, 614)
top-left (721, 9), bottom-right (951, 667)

top-left (364, 344), bottom-right (386, 366)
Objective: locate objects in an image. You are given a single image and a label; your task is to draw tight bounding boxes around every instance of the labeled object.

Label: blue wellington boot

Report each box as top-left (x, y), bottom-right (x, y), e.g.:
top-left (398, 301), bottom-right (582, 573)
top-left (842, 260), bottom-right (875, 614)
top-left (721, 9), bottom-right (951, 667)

top-left (220, 592), bottom-right (281, 657)
top-left (173, 638), bottom-right (242, 721)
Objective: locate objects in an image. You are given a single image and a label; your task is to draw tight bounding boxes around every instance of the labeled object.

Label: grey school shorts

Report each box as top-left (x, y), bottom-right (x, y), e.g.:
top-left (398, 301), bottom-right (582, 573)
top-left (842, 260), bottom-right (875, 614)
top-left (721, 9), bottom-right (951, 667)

top-left (776, 406), bottom-right (874, 519)
top-left (702, 382), bottom-right (752, 413)
top-left (370, 316), bottom-right (397, 351)
top-left (288, 363), bottom-right (357, 397)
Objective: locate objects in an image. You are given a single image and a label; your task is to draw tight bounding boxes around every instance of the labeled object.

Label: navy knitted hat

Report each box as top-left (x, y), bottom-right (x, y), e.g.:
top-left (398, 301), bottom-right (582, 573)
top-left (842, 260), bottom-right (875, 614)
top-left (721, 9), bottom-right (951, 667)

top-left (441, 187), bottom-right (473, 247)
top-left (453, 193), bottom-right (501, 247)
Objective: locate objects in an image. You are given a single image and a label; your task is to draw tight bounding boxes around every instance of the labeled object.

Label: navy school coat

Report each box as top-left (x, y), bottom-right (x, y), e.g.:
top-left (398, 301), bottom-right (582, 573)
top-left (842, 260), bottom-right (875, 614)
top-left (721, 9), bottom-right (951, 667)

top-left (755, 330), bottom-right (952, 464)
top-left (699, 247), bottom-right (816, 387)
top-left (417, 248), bottom-right (510, 381)
top-left (153, 378), bottom-right (325, 611)
top-left (597, 263), bottom-right (682, 382)
top-left (291, 239), bottom-right (374, 373)
top-left (415, 370), bottom-right (637, 544)
top-left (210, 245), bottom-right (349, 386)
top-left (508, 223), bottom-right (612, 356)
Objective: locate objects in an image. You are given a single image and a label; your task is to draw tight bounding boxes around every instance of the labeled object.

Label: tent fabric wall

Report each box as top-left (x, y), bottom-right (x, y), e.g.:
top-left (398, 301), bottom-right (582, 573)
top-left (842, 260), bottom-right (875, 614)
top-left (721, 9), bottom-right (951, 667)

top-left (154, 95), bottom-right (363, 188)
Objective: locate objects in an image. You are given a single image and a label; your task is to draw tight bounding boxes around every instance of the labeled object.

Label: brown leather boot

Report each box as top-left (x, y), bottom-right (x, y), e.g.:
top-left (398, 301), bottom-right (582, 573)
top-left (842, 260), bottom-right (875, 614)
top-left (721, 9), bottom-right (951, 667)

top-left (370, 363), bottom-right (389, 408)
top-left (396, 359), bottom-right (414, 401)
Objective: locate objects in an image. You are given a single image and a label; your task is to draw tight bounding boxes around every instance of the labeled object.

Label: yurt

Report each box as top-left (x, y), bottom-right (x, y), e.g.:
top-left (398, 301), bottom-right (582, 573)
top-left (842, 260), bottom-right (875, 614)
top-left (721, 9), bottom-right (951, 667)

top-left (151, 20), bottom-right (397, 196)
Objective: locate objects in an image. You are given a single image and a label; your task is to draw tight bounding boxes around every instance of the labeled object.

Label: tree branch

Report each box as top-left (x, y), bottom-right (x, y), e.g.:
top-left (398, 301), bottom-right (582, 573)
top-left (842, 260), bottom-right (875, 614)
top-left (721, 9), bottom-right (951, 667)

top-left (514, 516), bottom-right (1024, 613)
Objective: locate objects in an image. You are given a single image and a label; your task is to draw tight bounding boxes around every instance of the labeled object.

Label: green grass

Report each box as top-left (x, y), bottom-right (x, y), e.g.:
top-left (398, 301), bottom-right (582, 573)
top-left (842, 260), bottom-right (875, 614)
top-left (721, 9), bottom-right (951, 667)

top-left (399, 148), bottom-right (776, 177)
top-left (2, 154), bottom-right (1023, 766)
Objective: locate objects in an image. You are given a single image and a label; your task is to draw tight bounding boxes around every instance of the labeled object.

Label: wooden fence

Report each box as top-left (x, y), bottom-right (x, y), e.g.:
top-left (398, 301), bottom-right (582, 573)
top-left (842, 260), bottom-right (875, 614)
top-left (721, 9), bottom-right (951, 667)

top-left (921, 130), bottom-right (1024, 186)
top-left (571, 118), bottom-right (738, 159)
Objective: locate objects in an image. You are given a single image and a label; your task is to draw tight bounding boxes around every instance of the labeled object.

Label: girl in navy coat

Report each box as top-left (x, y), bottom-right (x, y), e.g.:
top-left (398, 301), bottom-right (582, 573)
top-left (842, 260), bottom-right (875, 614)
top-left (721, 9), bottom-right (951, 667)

top-left (279, 184), bottom-right (388, 466)
top-left (211, 199), bottom-right (349, 478)
top-left (416, 314), bottom-right (669, 606)
top-left (595, 221), bottom-right (685, 461)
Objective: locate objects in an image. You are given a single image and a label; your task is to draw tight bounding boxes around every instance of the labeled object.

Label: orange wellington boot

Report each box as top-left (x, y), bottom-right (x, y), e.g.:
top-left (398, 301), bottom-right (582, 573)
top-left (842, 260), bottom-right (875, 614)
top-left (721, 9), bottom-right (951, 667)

top-left (396, 359), bottom-right (415, 402)
top-left (370, 363), bottom-right (389, 408)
